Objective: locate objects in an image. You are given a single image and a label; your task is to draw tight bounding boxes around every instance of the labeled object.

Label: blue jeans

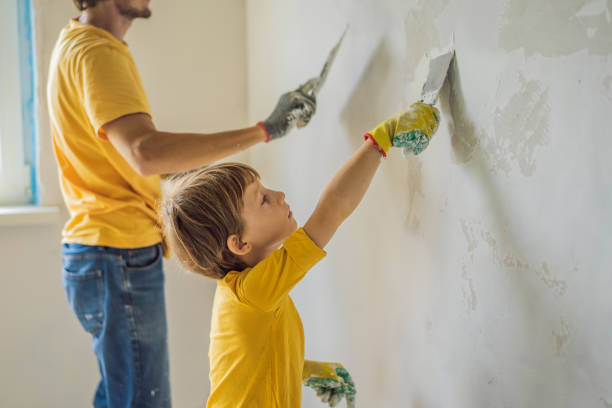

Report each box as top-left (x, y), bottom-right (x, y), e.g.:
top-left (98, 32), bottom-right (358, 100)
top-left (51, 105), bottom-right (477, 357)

top-left (62, 243), bottom-right (171, 408)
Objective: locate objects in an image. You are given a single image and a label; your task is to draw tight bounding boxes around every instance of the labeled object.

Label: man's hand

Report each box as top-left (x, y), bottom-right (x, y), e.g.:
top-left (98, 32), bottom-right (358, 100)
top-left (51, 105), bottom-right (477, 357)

top-left (364, 101), bottom-right (440, 157)
top-left (258, 79), bottom-right (317, 141)
top-left (303, 360), bottom-right (356, 407)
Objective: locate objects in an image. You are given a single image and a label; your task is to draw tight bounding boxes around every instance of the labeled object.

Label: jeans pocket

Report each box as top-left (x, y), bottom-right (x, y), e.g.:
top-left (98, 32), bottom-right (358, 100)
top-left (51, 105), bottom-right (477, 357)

top-left (62, 267), bottom-right (104, 335)
top-left (125, 245), bottom-right (165, 295)
top-left (126, 244), bottom-right (162, 270)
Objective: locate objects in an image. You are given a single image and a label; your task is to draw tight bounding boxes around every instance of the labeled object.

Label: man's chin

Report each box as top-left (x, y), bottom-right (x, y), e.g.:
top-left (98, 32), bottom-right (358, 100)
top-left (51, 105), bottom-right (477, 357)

top-left (139, 8), bottom-right (152, 19)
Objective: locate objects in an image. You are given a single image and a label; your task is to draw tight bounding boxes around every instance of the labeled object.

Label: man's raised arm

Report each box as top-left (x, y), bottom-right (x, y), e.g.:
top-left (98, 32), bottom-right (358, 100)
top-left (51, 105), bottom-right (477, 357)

top-left (103, 81), bottom-right (317, 177)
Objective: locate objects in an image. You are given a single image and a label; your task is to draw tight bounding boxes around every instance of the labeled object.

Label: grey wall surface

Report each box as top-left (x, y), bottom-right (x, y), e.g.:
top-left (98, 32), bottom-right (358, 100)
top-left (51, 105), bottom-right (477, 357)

top-left (245, 0), bottom-right (612, 407)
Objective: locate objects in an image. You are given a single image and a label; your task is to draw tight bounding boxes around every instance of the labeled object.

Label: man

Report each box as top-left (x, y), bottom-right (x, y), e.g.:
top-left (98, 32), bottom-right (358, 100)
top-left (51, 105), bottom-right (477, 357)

top-left (47, 1), bottom-right (316, 406)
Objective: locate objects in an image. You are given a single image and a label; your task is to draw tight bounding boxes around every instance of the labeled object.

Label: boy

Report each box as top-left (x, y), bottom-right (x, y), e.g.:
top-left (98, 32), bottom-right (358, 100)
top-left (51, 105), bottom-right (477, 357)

top-left (159, 102), bottom-right (440, 407)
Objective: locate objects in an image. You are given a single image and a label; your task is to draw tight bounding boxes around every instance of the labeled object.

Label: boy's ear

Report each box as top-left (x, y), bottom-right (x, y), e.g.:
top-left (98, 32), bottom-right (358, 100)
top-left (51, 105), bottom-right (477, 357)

top-left (227, 234), bottom-right (252, 256)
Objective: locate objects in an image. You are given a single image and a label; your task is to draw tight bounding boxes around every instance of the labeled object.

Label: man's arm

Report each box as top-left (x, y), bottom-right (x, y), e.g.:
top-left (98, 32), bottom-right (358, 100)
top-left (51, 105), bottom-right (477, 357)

top-left (103, 80), bottom-right (317, 177)
top-left (103, 113), bottom-right (266, 177)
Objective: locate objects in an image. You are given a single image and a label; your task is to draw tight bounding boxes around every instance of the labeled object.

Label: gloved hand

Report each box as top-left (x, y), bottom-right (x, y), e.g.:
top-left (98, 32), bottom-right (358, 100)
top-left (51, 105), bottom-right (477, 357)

top-left (364, 101), bottom-right (440, 157)
top-left (258, 78), bottom-right (317, 141)
top-left (303, 360), bottom-right (356, 408)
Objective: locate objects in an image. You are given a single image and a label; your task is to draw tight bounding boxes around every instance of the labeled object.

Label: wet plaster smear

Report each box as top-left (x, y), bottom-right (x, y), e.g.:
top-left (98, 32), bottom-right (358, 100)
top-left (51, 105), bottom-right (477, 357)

top-left (245, 0), bottom-right (612, 407)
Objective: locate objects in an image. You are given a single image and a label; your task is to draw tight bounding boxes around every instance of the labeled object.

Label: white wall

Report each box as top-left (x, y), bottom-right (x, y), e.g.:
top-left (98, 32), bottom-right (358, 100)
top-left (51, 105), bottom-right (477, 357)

top-left (245, 0), bottom-right (612, 407)
top-left (0, 1), bottom-right (247, 406)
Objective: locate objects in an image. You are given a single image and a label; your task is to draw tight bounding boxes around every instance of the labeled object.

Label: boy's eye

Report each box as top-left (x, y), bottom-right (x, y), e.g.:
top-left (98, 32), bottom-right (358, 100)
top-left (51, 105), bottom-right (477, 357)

top-left (261, 195), bottom-right (267, 205)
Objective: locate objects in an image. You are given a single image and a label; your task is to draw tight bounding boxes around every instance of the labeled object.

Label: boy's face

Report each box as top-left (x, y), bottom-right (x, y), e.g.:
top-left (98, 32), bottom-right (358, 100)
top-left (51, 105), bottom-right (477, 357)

top-left (240, 179), bottom-right (298, 253)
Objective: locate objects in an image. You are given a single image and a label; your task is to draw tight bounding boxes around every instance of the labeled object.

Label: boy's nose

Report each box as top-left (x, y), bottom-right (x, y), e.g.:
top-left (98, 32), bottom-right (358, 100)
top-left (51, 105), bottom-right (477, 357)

top-left (277, 191), bottom-right (285, 202)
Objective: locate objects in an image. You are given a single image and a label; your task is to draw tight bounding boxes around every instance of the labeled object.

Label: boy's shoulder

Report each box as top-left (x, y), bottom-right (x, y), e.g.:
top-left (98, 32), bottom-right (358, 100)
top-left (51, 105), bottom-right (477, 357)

top-left (223, 228), bottom-right (325, 281)
top-left (215, 228), bottom-right (326, 311)
top-left (281, 228), bottom-right (327, 264)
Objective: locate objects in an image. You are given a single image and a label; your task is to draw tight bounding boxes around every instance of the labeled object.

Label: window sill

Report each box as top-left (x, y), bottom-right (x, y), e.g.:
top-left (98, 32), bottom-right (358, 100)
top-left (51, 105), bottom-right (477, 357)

top-left (0, 206), bottom-right (60, 226)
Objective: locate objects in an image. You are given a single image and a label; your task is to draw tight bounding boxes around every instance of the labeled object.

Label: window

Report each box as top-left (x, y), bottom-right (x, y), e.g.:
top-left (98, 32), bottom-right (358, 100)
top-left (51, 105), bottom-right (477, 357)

top-left (0, 0), bottom-right (37, 205)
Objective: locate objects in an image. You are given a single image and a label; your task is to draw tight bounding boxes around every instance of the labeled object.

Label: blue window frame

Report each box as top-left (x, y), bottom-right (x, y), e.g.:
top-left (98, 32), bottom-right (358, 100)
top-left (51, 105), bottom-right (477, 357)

top-left (18, 0), bottom-right (39, 204)
top-left (0, 0), bottom-right (38, 205)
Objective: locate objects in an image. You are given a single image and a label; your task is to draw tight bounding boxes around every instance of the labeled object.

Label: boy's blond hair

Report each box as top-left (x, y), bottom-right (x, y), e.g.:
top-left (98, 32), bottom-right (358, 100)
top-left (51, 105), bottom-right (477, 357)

top-left (159, 163), bottom-right (259, 279)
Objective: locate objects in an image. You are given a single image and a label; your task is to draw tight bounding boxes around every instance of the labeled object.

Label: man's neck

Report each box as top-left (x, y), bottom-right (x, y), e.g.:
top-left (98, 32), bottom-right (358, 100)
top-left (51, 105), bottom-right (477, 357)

top-left (78, 3), bottom-right (132, 42)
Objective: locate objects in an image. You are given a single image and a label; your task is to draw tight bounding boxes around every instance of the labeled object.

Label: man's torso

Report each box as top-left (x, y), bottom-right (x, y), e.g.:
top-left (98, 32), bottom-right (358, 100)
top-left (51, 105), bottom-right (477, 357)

top-left (48, 19), bottom-right (161, 249)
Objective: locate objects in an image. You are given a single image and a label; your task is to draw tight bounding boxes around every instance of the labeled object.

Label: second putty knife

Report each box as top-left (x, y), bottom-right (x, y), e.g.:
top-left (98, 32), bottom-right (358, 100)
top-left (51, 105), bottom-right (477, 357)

top-left (419, 41), bottom-right (455, 105)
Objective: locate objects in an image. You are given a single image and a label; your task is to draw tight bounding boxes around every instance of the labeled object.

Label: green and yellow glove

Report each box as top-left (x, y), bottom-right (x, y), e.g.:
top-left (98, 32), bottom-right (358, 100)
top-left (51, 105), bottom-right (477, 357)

top-left (364, 101), bottom-right (440, 157)
top-left (303, 360), bottom-right (356, 407)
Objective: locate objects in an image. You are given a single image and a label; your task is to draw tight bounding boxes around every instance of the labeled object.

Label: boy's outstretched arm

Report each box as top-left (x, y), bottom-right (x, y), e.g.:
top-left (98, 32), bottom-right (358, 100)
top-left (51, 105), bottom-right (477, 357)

top-left (304, 102), bottom-right (440, 249)
top-left (304, 141), bottom-right (381, 249)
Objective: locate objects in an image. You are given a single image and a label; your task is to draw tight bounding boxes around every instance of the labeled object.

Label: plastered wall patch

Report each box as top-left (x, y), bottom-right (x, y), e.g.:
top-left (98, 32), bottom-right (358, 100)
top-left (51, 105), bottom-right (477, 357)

top-left (459, 220), bottom-right (479, 313)
top-left (499, 0), bottom-right (612, 57)
top-left (403, 0), bottom-right (451, 82)
top-left (405, 158), bottom-right (425, 235)
top-left (488, 74), bottom-right (550, 177)
top-left (448, 59), bottom-right (481, 164)
top-left (459, 219), bottom-right (570, 298)
top-left (552, 318), bottom-right (570, 356)
top-left (536, 263), bottom-right (569, 297)
top-left (575, 0), bottom-right (611, 22)
top-left (461, 264), bottom-right (478, 312)
top-left (603, 75), bottom-right (612, 102)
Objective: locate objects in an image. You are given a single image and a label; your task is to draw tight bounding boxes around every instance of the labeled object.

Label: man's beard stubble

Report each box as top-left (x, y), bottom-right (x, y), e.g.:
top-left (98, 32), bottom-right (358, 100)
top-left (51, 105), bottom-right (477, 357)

top-left (117, 3), bottom-right (151, 19)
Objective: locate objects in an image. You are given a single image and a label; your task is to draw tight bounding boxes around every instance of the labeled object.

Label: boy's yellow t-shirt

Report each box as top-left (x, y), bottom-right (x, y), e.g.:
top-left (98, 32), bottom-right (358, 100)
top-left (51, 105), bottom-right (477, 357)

top-left (208, 228), bottom-right (326, 408)
top-left (47, 19), bottom-right (162, 248)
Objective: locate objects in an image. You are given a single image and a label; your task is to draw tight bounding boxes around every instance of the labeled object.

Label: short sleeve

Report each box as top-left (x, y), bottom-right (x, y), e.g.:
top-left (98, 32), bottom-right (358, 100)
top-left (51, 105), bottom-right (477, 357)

top-left (233, 228), bottom-right (326, 311)
top-left (80, 45), bottom-right (151, 137)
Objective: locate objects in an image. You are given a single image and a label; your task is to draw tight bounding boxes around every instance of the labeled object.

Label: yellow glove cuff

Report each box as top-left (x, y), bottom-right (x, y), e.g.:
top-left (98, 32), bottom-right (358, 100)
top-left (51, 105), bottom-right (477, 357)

top-left (365, 124), bottom-right (393, 156)
top-left (302, 360), bottom-right (340, 381)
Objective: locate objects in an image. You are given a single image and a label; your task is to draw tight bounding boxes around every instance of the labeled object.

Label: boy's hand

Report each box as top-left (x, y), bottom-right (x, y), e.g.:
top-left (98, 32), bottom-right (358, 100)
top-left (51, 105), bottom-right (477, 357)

top-left (258, 79), bottom-right (317, 141)
top-left (303, 360), bottom-right (356, 407)
top-left (364, 101), bottom-right (440, 157)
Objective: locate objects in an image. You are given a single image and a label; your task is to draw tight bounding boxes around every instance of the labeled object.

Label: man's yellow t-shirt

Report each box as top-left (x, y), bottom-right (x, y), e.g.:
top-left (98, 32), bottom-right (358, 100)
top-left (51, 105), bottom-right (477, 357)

top-left (208, 228), bottom-right (326, 408)
top-left (47, 19), bottom-right (162, 248)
